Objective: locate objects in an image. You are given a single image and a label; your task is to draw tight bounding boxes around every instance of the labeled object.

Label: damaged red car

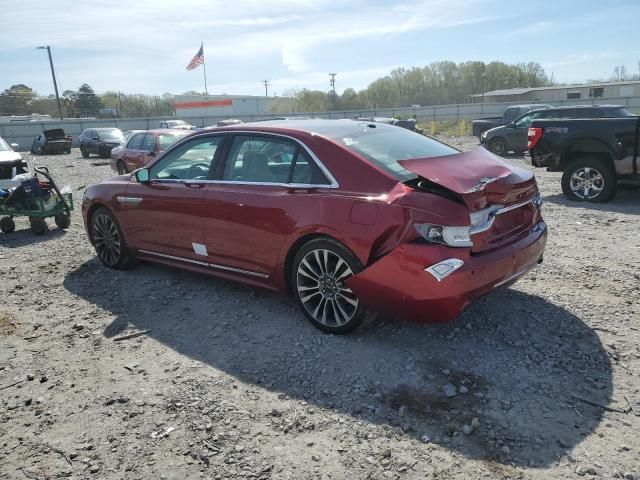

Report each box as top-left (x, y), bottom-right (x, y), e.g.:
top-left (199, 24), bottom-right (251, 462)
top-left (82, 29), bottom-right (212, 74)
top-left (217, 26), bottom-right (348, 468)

top-left (82, 120), bottom-right (546, 333)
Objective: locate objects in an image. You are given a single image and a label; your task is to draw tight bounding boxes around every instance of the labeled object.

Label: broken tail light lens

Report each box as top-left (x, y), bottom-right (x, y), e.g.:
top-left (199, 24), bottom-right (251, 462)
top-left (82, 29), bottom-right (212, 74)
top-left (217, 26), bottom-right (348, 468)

top-left (414, 224), bottom-right (473, 248)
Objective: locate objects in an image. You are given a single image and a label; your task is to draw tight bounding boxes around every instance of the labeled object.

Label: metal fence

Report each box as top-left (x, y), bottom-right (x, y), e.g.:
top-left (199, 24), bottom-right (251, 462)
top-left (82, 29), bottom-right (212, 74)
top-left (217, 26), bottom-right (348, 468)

top-left (3, 96), bottom-right (639, 151)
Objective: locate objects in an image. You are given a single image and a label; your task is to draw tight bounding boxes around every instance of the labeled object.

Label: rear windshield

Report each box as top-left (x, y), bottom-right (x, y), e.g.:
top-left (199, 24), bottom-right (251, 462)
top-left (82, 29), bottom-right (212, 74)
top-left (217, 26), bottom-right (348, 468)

top-left (158, 132), bottom-right (189, 150)
top-left (97, 128), bottom-right (124, 141)
top-left (328, 124), bottom-right (458, 180)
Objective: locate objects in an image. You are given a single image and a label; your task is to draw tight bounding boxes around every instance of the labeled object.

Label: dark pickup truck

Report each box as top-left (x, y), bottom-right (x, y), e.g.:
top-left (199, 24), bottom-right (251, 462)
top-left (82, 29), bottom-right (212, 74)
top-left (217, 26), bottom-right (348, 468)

top-left (528, 116), bottom-right (640, 202)
top-left (472, 104), bottom-right (551, 138)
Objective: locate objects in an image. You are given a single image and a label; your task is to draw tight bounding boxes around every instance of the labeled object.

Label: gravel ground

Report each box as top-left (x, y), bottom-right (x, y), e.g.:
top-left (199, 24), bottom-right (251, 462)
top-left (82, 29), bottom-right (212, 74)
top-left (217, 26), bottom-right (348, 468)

top-left (1, 137), bottom-right (639, 480)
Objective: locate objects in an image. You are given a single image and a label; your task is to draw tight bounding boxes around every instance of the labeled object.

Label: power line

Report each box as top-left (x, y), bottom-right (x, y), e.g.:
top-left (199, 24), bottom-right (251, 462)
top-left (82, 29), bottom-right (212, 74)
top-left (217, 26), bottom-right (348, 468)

top-left (262, 80), bottom-right (269, 97)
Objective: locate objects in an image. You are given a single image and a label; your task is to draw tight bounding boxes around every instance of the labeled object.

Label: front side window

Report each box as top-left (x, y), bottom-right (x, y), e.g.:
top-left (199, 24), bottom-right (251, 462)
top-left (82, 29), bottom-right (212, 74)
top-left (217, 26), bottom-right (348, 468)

top-left (127, 133), bottom-right (144, 150)
top-left (222, 136), bottom-right (303, 183)
top-left (150, 135), bottom-right (222, 181)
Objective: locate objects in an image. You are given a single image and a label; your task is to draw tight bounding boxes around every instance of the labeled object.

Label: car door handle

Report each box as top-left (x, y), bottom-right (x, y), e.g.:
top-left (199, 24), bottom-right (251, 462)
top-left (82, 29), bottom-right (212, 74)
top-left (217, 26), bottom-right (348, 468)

top-left (185, 182), bottom-right (205, 188)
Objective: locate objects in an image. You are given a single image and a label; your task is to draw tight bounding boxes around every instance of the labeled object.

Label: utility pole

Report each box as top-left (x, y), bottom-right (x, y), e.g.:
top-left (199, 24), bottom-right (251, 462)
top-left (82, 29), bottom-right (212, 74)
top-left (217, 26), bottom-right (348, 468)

top-left (118, 92), bottom-right (124, 118)
top-left (37, 46), bottom-right (63, 120)
top-left (329, 73), bottom-right (337, 111)
top-left (262, 80), bottom-right (269, 97)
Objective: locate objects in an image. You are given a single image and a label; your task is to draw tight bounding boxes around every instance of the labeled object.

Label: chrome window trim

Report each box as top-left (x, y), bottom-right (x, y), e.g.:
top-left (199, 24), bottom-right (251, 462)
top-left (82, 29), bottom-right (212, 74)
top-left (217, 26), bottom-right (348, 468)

top-left (147, 130), bottom-right (339, 189)
top-left (470, 193), bottom-right (542, 235)
top-left (138, 249), bottom-right (269, 278)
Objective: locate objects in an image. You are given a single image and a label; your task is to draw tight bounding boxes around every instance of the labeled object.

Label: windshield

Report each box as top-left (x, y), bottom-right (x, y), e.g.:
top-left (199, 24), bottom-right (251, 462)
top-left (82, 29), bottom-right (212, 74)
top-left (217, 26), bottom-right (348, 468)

top-left (611, 107), bottom-right (633, 117)
top-left (97, 128), bottom-right (124, 141)
top-left (158, 132), bottom-right (189, 149)
top-left (0, 138), bottom-right (11, 152)
top-left (327, 124), bottom-right (458, 180)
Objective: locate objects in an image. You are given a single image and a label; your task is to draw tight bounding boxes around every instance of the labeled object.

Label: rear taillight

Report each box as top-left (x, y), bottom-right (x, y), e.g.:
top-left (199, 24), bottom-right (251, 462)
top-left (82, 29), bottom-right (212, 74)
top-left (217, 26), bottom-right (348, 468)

top-left (528, 127), bottom-right (543, 150)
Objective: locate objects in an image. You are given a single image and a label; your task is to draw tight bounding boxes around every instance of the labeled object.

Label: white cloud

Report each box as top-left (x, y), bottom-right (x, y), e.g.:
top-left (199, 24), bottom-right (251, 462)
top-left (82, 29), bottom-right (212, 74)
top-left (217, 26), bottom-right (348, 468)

top-left (0, 0), bottom-right (492, 94)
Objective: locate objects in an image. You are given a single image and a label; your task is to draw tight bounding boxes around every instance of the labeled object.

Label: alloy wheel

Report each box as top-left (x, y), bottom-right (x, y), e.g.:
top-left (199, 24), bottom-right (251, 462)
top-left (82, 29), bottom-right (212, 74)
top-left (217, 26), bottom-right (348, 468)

top-left (296, 249), bottom-right (359, 327)
top-left (92, 213), bottom-right (122, 267)
top-left (570, 167), bottom-right (604, 200)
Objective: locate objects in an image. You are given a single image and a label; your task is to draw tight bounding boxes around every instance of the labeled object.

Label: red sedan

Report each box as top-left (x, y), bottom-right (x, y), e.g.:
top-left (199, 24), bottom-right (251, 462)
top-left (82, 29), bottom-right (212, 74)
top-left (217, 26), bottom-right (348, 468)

top-left (110, 129), bottom-right (190, 175)
top-left (82, 120), bottom-right (546, 333)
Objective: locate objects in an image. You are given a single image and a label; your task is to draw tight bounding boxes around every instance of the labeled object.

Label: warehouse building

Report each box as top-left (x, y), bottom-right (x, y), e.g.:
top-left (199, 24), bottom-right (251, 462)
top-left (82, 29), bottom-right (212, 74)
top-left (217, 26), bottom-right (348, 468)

top-left (174, 94), bottom-right (294, 119)
top-left (470, 80), bottom-right (640, 103)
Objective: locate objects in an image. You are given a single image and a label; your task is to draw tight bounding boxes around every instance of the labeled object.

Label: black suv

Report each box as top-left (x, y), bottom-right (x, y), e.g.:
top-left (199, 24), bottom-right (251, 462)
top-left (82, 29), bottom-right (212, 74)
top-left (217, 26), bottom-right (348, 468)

top-left (79, 128), bottom-right (125, 158)
top-left (481, 105), bottom-right (632, 156)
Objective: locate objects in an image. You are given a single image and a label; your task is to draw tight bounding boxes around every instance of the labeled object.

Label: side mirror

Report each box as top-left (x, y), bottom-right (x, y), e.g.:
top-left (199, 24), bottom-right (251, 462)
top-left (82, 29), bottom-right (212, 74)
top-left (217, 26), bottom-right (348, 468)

top-left (135, 168), bottom-right (150, 183)
top-left (10, 143), bottom-right (19, 149)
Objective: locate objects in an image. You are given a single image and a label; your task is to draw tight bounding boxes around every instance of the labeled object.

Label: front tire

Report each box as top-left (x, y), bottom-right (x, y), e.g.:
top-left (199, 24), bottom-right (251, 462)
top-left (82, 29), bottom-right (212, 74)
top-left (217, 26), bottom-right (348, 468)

top-left (90, 208), bottom-right (133, 269)
top-left (117, 160), bottom-right (128, 175)
top-left (55, 214), bottom-right (71, 229)
top-left (81, 146), bottom-right (89, 158)
top-left (561, 157), bottom-right (617, 203)
top-left (292, 238), bottom-right (366, 334)
top-left (488, 137), bottom-right (507, 156)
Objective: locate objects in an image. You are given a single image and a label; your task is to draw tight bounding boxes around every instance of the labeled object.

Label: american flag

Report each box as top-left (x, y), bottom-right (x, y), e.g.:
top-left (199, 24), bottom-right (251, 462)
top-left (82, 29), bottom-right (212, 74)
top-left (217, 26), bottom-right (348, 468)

top-left (186, 45), bottom-right (204, 71)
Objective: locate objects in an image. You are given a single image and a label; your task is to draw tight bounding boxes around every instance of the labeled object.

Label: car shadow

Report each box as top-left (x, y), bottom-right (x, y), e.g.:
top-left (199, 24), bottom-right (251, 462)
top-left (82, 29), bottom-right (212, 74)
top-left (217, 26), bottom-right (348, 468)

top-left (543, 190), bottom-right (640, 216)
top-left (0, 227), bottom-right (66, 247)
top-left (63, 259), bottom-right (613, 468)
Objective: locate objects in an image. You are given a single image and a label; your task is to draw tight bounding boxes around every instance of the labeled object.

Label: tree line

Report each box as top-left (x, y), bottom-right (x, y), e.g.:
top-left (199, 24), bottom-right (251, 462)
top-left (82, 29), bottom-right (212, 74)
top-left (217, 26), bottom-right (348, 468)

top-left (1, 60), bottom-right (638, 118)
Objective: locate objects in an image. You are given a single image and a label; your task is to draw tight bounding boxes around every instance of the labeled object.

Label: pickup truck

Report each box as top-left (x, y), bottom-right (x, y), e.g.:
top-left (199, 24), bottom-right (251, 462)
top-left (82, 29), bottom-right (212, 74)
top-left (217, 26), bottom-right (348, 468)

top-left (528, 117), bottom-right (640, 202)
top-left (472, 104), bottom-right (551, 138)
top-left (481, 105), bottom-right (632, 156)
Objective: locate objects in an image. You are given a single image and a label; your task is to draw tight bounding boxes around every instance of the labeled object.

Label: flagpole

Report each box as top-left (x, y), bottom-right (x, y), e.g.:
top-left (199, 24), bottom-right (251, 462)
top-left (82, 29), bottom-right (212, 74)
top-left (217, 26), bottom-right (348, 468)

top-left (201, 41), bottom-right (208, 96)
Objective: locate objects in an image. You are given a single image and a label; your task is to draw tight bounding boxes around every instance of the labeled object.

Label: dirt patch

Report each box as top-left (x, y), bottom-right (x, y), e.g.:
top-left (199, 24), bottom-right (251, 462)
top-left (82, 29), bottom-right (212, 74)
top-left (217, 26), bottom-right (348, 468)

top-left (0, 311), bottom-right (16, 335)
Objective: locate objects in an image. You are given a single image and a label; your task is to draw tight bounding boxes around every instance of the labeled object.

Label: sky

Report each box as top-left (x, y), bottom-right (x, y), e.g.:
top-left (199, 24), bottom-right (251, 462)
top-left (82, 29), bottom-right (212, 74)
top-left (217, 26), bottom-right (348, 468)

top-left (1, 0), bottom-right (639, 98)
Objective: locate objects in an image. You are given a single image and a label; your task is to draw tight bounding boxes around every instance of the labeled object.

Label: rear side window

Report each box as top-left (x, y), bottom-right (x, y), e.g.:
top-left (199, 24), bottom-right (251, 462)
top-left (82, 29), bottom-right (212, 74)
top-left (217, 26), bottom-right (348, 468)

top-left (222, 135), bottom-right (329, 185)
top-left (329, 125), bottom-right (457, 181)
top-left (141, 133), bottom-right (156, 151)
top-left (127, 133), bottom-right (144, 149)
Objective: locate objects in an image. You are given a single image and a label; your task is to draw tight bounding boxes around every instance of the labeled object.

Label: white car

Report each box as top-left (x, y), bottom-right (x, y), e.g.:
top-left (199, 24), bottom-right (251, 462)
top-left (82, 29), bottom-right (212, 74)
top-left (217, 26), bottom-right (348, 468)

top-left (0, 137), bottom-right (28, 187)
top-left (158, 120), bottom-right (196, 130)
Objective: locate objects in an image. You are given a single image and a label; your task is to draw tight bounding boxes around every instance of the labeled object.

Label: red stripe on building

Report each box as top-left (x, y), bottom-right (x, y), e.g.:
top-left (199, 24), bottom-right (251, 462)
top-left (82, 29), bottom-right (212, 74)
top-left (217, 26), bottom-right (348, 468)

top-left (175, 99), bottom-right (233, 109)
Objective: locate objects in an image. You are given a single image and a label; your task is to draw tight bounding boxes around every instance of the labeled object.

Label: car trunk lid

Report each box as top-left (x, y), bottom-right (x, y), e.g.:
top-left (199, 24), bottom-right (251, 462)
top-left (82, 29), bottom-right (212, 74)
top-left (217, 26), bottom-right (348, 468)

top-left (44, 129), bottom-right (67, 140)
top-left (399, 148), bottom-right (541, 253)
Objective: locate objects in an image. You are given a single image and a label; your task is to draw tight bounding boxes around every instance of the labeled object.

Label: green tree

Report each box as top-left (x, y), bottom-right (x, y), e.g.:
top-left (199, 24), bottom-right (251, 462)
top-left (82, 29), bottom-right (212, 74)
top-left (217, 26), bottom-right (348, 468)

top-left (0, 84), bottom-right (36, 115)
top-left (76, 83), bottom-right (102, 117)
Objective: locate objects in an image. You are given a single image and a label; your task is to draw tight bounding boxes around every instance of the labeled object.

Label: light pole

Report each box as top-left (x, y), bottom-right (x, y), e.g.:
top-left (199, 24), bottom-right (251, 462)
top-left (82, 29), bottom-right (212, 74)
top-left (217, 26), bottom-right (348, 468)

top-left (37, 46), bottom-right (64, 120)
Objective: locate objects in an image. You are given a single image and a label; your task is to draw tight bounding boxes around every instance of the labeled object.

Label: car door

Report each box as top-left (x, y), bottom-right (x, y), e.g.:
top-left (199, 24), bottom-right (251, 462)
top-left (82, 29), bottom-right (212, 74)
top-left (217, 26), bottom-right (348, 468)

top-left (138, 133), bottom-right (158, 169)
top-left (123, 133), bottom-right (145, 171)
top-left (201, 134), bottom-right (333, 278)
top-left (123, 134), bottom-right (224, 262)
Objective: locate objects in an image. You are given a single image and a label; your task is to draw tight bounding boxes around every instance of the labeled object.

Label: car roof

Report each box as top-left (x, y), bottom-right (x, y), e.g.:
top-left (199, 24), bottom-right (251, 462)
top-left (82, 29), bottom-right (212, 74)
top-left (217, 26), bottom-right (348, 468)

top-left (147, 128), bottom-right (192, 135)
top-left (202, 118), bottom-right (396, 138)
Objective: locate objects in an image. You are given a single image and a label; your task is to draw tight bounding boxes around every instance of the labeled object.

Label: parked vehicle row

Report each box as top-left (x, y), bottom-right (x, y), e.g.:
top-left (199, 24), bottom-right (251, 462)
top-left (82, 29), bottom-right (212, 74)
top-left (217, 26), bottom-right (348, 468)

top-left (82, 119), bottom-right (546, 334)
top-left (481, 105), bottom-right (632, 156)
top-left (529, 116), bottom-right (640, 202)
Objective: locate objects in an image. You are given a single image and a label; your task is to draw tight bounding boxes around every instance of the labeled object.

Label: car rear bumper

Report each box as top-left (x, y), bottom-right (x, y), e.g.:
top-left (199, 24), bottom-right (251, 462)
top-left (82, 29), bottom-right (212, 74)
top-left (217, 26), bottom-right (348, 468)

top-left (346, 221), bottom-right (547, 323)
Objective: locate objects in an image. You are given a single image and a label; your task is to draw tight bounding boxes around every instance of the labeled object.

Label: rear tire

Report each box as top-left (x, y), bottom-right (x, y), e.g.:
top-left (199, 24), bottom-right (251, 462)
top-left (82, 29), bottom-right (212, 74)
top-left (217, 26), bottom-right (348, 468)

top-left (0, 217), bottom-right (15, 234)
top-left (55, 214), bottom-right (71, 229)
top-left (30, 218), bottom-right (48, 235)
top-left (561, 157), bottom-right (617, 203)
top-left (291, 237), bottom-right (366, 334)
top-left (488, 137), bottom-right (507, 156)
top-left (90, 207), bottom-right (133, 270)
